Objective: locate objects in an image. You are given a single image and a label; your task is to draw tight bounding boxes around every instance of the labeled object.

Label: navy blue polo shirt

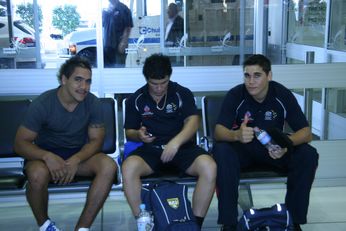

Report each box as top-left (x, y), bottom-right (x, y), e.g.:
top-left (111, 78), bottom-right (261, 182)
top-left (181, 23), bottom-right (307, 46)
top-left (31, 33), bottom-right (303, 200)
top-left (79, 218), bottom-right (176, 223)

top-left (124, 81), bottom-right (198, 145)
top-left (217, 81), bottom-right (309, 133)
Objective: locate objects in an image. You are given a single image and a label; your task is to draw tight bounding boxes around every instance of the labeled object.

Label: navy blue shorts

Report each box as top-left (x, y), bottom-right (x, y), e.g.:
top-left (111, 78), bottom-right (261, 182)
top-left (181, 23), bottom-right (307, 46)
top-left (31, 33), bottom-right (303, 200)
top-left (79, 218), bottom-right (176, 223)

top-left (24, 146), bottom-right (82, 169)
top-left (127, 143), bottom-right (209, 174)
top-left (41, 146), bottom-right (82, 160)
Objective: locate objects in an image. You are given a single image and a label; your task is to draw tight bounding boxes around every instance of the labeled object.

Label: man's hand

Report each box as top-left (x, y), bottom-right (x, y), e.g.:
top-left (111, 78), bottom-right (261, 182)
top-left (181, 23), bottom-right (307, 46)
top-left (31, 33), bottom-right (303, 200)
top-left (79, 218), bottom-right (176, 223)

top-left (160, 141), bottom-right (179, 163)
top-left (268, 146), bottom-right (287, 159)
top-left (43, 153), bottom-right (66, 184)
top-left (238, 114), bottom-right (254, 143)
top-left (138, 126), bottom-right (156, 143)
top-left (60, 156), bottom-right (81, 185)
top-left (118, 41), bottom-right (128, 54)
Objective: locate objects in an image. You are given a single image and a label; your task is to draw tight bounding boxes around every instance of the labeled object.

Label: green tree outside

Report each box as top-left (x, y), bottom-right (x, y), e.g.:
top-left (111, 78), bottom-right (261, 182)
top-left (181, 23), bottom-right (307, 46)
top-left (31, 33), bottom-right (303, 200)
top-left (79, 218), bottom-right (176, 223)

top-left (16, 3), bottom-right (43, 29)
top-left (52, 5), bottom-right (80, 36)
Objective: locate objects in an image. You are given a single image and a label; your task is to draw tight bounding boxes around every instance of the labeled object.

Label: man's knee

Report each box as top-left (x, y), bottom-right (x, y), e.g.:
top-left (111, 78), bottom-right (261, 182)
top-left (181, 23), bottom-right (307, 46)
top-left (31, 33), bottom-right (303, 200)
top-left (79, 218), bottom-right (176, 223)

top-left (94, 154), bottom-right (117, 177)
top-left (294, 144), bottom-right (319, 170)
top-left (82, 154), bottom-right (117, 181)
top-left (194, 155), bottom-right (217, 182)
top-left (25, 161), bottom-right (50, 186)
top-left (121, 156), bottom-right (147, 179)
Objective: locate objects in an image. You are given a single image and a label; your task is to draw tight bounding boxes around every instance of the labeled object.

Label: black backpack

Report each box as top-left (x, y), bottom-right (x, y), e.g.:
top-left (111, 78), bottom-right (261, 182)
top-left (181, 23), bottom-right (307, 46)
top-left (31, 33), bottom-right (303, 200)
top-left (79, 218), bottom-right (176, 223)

top-left (141, 181), bottom-right (200, 231)
top-left (237, 204), bottom-right (294, 231)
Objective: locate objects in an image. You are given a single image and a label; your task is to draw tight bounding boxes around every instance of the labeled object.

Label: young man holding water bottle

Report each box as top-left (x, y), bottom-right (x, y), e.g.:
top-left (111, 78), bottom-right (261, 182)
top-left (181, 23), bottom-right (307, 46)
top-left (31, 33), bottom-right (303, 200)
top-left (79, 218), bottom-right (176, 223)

top-left (213, 54), bottom-right (319, 231)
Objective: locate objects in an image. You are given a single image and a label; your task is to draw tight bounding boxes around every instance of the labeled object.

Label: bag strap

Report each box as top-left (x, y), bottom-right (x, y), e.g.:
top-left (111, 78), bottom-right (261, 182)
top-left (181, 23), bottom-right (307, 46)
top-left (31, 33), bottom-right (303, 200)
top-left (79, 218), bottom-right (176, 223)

top-left (147, 179), bottom-right (178, 190)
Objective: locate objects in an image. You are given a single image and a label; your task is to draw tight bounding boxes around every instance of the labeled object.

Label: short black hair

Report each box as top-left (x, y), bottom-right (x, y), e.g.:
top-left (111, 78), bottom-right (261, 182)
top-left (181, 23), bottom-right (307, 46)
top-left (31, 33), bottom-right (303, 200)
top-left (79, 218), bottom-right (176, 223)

top-left (142, 53), bottom-right (172, 80)
top-left (57, 56), bottom-right (92, 84)
top-left (243, 54), bottom-right (271, 75)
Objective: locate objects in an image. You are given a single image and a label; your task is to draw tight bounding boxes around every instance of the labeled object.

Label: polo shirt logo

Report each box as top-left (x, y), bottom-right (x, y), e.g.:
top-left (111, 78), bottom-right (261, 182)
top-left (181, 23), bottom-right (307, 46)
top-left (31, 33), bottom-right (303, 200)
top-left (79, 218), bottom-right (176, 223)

top-left (141, 105), bottom-right (154, 116)
top-left (264, 110), bottom-right (277, 120)
top-left (166, 103), bottom-right (177, 113)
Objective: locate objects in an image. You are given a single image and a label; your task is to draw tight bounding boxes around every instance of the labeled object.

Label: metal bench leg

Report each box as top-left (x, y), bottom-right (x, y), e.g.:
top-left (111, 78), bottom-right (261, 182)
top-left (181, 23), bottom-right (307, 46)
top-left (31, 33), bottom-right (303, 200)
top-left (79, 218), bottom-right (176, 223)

top-left (238, 183), bottom-right (254, 210)
top-left (100, 206), bottom-right (104, 231)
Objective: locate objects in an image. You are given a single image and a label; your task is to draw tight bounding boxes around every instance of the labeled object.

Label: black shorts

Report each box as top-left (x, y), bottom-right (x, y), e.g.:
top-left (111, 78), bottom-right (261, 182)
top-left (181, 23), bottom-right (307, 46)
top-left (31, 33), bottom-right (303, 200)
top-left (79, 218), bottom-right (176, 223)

top-left (128, 143), bottom-right (209, 174)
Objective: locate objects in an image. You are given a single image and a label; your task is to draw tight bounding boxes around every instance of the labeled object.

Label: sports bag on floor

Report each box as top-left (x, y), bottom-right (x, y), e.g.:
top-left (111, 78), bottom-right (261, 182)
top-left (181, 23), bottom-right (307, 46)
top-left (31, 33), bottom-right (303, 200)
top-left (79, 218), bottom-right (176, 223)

top-left (237, 203), bottom-right (293, 231)
top-left (141, 180), bottom-right (200, 231)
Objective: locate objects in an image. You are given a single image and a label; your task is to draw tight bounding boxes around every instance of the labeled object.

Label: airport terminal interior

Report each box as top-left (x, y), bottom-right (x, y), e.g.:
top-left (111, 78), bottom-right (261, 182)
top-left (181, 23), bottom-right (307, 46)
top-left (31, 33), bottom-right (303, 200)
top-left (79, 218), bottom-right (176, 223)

top-left (1, 0), bottom-right (346, 230)
top-left (0, 185), bottom-right (346, 230)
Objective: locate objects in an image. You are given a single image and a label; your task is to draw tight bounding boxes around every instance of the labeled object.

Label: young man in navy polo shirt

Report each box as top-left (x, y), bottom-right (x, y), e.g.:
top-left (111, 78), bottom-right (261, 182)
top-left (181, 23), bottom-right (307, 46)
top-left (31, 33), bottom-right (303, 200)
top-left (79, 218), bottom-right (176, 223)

top-left (213, 54), bottom-right (319, 231)
top-left (122, 54), bottom-right (216, 229)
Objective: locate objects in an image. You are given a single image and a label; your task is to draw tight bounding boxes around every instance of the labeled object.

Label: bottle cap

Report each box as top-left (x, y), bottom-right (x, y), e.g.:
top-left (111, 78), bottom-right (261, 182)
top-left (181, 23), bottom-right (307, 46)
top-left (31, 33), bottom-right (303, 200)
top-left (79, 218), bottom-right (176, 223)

top-left (139, 203), bottom-right (146, 210)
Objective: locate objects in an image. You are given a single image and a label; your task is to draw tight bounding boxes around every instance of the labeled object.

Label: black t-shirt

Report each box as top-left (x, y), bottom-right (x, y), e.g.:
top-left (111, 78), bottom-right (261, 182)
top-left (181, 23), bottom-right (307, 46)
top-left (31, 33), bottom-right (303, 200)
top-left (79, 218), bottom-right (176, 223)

top-left (124, 81), bottom-right (197, 145)
top-left (217, 81), bottom-right (309, 133)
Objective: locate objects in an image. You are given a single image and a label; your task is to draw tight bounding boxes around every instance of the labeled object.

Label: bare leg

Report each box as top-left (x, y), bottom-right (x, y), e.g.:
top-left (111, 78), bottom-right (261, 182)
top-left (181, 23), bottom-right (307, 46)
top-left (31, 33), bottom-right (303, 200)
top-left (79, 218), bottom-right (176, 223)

top-left (75, 153), bottom-right (117, 230)
top-left (122, 156), bottom-right (153, 216)
top-left (25, 160), bottom-right (52, 226)
top-left (186, 154), bottom-right (216, 217)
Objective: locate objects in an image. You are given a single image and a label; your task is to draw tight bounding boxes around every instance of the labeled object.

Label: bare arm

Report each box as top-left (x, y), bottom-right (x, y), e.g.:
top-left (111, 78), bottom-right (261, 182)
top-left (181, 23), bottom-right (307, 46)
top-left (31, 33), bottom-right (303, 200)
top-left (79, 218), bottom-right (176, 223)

top-left (118, 27), bottom-right (132, 54)
top-left (161, 115), bottom-right (200, 163)
top-left (125, 126), bottom-right (155, 143)
top-left (214, 124), bottom-right (241, 142)
top-left (288, 126), bottom-right (312, 146)
top-left (14, 125), bottom-right (53, 160)
top-left (214, 115), bottom-right (254, 144)
top-left (168, 115), bottom-right (199, 148)
top-left (68, 124), bottom-right (105, 165)
top-left (14, 125), bottom-right (66, 182)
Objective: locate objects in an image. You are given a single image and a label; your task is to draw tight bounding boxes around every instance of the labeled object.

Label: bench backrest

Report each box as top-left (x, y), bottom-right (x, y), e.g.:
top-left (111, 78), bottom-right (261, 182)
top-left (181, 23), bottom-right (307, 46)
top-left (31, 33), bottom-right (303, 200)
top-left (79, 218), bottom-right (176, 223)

top-left (201, 95), bottom-right (224, 150)
top-left (0, 99), bottom-right (31, 158)
top-left (100, 98), bottom-right (118, 155)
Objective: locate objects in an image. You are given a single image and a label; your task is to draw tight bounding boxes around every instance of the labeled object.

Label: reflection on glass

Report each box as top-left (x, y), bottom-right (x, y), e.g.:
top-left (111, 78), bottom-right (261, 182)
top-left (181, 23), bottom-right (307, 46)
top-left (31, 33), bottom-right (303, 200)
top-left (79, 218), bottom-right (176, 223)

top-left (325, 88), bottom-right (346, 140)
top-left (0, 0), bottom-right (39, 69)
top-left (287, 0), bottom-right (326, 47)
top-left (165, 2), bottom-right (184, 48)
top-left (0, 0), bottom-right (101, 69)
top-left (293, 87), bottom-right (346, 141)
top-left (102, 0), bottom-right (133, 68)
top-left (164, 1), bottom-right (184, 66)
top-left (125, 0), bottom-right (160, 68)
top-left (182, 0), bottom-right (254, 66)
top-left (54, 0), bottom-right (98, 69)
top-left (328, 1), bottom-right (346, 51)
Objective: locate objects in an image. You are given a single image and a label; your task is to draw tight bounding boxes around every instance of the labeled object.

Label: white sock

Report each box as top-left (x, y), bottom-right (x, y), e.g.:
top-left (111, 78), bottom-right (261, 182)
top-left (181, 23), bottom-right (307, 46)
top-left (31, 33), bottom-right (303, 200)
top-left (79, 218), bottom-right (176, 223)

top-left (39, 219), bottom-right (51, 231)
top-left (78, 228), bottom-right (90, 231)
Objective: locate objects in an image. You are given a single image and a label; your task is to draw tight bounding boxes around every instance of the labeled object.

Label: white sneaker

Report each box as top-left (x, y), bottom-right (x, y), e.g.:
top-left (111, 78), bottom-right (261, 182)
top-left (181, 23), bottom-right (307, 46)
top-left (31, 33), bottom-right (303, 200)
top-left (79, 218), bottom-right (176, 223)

top-left (44, 221), bottom-right (61, 231)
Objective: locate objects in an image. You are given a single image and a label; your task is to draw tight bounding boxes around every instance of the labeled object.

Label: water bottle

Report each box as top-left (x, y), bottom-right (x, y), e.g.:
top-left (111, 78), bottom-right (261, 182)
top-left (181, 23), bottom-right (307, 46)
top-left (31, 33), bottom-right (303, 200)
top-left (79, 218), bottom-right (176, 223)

top-left (254, 127), bottom-right (281, 152)
top-left (137, 203), bottom-right (154, 231)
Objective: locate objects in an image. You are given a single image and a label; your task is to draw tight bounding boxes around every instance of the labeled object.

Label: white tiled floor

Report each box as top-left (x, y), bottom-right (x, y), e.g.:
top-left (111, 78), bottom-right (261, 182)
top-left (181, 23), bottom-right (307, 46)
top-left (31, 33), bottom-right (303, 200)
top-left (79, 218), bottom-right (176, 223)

top-left (0, 186), bottom-right (346, 231)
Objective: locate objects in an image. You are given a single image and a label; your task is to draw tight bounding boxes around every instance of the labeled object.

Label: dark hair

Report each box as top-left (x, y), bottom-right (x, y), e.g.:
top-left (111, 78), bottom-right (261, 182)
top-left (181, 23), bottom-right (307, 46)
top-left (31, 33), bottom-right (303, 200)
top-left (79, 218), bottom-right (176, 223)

top-left (243, 54), bottom-right (271, 75)
top-left (168, 3), bottom-right (179, 14)
top-left (142, 53), bottom-right (172, 80)
top-left (57, 56), bottom-right (92, 84)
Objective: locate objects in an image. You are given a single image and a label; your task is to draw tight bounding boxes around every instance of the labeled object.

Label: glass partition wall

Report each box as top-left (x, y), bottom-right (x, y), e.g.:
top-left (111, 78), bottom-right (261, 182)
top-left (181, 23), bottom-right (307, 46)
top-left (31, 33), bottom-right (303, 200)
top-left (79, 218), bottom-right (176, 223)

top-left (1, 0), bottom-right (345, 69)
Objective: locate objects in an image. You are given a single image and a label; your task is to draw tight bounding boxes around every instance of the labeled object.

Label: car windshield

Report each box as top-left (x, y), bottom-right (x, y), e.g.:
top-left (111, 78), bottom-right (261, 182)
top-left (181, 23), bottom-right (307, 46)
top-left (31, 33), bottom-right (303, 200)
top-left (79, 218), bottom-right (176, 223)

top-left (14, 21), bottom-right (35, 35)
